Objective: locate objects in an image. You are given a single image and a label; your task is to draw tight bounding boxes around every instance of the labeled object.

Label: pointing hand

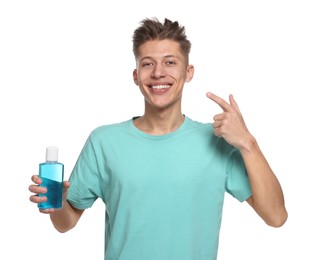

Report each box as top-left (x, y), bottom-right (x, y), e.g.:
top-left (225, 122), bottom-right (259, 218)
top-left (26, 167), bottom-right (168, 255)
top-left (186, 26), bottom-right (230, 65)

top-left (206, 92), bottom-right (252, 150)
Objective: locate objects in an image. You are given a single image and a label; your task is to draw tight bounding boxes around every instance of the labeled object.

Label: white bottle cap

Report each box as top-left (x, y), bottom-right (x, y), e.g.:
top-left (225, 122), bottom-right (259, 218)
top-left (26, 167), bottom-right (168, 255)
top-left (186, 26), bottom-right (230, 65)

top-left (46, 146), bottom-right (58, 162)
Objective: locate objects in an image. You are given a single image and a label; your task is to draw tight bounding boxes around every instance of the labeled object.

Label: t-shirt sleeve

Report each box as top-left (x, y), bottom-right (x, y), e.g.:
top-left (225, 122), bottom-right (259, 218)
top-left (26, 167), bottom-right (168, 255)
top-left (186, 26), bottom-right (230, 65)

top-left (225, 149), bottom-right (252, 202)
top-left (67, 135), bottom-right (104, 209)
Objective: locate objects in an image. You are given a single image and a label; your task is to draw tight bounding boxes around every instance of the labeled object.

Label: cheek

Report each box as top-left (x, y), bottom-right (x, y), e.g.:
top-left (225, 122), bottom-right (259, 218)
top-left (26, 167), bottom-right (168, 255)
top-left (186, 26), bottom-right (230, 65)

top-left (165, 68), bottom-right (181, 79)
top-left (138, 70), bottom-right (154, 86)
top-left (167, 66), bottom-right (188, 78)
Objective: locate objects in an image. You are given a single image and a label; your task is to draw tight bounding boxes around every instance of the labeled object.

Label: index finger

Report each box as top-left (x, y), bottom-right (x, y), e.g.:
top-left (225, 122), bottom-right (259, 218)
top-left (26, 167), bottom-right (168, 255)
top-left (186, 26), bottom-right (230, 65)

top-left (206, 92), bottom-right (232, 112)
top-left (31, 174), bottom-right (42, 184)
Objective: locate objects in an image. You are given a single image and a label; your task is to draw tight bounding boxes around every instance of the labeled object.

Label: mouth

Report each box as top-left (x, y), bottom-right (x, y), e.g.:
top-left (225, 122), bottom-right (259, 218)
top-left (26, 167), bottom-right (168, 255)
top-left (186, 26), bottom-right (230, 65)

top-left (150, 84), bottom-right (171, 89)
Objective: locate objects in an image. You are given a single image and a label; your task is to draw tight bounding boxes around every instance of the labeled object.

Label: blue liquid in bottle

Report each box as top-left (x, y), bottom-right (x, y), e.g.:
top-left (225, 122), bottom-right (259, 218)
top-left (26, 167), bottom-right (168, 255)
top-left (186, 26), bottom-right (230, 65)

top-left (38, 147), bottom-right (64, 209)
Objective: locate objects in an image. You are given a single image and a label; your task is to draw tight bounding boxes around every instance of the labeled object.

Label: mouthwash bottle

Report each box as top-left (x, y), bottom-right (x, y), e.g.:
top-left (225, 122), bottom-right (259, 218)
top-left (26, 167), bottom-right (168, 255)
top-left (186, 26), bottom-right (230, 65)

top-left (38, 146), bottom-right (64, 209)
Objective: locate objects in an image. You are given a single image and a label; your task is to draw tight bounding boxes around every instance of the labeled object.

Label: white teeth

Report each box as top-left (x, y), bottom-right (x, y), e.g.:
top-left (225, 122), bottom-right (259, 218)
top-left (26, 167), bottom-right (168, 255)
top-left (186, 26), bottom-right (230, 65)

top-left (151, 85), bottom-right (170, 89)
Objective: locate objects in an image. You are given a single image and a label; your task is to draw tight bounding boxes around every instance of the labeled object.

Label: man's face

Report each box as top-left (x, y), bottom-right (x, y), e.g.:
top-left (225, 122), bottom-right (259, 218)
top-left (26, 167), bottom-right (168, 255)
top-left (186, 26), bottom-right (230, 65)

top-left (133, 39), bottom-right (194, 111)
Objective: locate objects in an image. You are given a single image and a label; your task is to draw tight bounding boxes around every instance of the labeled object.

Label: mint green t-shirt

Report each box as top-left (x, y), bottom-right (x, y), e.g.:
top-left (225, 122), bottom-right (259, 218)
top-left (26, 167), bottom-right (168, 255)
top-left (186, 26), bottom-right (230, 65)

top-left (68, 116), bottom-right (252, 260)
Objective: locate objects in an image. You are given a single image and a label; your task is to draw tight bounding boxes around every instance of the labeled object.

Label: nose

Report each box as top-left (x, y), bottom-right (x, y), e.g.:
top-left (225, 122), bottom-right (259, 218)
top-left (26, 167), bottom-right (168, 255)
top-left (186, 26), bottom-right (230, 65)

top-left (151, 63), bottom-right (166, 79)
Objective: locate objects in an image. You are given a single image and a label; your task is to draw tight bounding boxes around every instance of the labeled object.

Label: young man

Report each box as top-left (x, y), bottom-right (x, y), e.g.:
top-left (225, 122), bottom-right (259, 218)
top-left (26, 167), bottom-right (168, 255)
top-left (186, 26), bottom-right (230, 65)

top-left (29, 17), bottom-right (287, 259)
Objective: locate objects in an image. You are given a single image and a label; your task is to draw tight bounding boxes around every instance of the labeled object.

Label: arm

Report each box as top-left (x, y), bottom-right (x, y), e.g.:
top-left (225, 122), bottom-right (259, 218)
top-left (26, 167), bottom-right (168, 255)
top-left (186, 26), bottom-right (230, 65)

top-left (240, 135), bottom-right (287, 227)
top-left (50, 199), bottom-right (84, 233)
top-left (29, 175), bottom-right (84, 232)
top-left (206, 92), bottom-right (288, 227)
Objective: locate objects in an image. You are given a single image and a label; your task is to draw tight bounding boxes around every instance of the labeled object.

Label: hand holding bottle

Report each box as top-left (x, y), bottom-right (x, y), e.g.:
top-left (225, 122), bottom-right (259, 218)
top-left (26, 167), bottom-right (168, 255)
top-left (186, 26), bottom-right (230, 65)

top-left (29, 175), bottom-right (71, 213)
top-left (29, 146), bottom-right (69, 213)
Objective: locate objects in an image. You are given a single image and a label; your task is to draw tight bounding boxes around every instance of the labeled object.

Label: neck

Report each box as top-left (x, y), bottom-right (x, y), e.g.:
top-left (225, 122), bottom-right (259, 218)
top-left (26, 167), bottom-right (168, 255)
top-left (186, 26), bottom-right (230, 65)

top-left (134, 105), bottom-right (185, 135)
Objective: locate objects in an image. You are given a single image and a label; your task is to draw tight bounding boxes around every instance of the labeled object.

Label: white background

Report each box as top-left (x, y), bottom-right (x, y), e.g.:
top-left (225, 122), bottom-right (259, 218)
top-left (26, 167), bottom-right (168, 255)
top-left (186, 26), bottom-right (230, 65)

top-left (1, 0), bottom-right (316, 259)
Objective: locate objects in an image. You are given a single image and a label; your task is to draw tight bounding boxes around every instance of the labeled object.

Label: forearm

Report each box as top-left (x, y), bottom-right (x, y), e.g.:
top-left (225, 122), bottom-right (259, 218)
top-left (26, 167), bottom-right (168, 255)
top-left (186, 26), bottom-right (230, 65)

top-left (50, 200), bottom-right (83, 233)
top-left (240, 136), bottom-right (288, 227)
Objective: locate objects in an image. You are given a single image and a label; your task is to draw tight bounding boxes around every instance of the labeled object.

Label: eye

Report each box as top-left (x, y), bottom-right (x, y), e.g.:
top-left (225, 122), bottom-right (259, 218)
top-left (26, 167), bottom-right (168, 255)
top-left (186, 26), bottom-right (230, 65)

top-left (141, 61), bottom-right (154, 67)
top-left (166, 60), bottom-right (177, 66)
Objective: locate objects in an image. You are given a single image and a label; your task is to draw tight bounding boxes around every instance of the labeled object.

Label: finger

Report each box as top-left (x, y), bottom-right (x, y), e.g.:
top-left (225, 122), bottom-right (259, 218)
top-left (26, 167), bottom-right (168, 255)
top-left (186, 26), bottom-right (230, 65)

top-left (206, 92), bottom-right (233, 112)
top-left (63, 181), bottom-right (71, 194)
top-left (31, 175), bottom-right (42, 184)
top-left (213, 113), bottom-right (226, 121)
top-left (64, 181), bottom-right (71, 189)
top-left (212, 121), bottom-right (222, 129)
top-left (29, 194), bottom-right (47, 203)
top-left (29, 184), bottom-right (47, 194)
top-left (39, 208), bottom-right (55, 214)
top-left (213, 127), bottom-right (222, 138)
top-left (229, 94), bottom-right (241, 113)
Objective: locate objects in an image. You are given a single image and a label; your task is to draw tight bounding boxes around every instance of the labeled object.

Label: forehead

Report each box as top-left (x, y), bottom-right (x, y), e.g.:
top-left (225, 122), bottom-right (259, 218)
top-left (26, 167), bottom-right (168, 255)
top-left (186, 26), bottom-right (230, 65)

top-left (137, 39), bottom-right (183, 60)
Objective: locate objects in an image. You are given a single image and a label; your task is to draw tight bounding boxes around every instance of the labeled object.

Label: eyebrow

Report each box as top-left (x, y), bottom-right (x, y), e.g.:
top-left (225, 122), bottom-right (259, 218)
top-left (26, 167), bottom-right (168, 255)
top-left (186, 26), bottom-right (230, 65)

top-left (139, 55), bottom-right (180, 62)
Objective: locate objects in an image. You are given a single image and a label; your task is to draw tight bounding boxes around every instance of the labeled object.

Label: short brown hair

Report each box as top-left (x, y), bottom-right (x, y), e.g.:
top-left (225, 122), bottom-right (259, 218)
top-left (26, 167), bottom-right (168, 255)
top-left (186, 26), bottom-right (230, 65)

top-left (132, 17), bottom-right (191, 63)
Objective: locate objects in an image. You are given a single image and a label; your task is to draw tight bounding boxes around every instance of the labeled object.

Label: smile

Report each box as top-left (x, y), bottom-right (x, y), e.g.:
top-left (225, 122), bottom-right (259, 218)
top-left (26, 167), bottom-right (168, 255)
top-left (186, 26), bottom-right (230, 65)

top-left (151, 85), bottom-right (171, 89)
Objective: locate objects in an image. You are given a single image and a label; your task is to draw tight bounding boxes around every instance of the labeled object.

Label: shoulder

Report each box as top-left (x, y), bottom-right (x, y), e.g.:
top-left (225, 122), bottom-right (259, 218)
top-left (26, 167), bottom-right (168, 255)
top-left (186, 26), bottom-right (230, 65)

top-left (93, 120), bottom-right (129, 134)
top-left (88, 119), bottom-right (132, 143)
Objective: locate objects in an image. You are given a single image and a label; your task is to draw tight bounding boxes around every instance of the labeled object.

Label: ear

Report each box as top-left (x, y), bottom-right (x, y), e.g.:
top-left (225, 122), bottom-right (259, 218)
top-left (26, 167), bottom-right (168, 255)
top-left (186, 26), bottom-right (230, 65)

top-left (133, 69), bottom-right (138, 85)
top-left (185, 65), bottom-right (194, 82)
